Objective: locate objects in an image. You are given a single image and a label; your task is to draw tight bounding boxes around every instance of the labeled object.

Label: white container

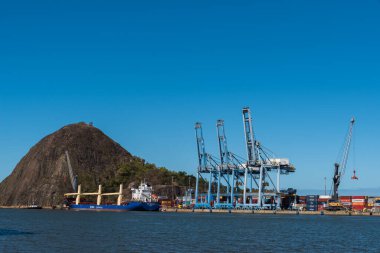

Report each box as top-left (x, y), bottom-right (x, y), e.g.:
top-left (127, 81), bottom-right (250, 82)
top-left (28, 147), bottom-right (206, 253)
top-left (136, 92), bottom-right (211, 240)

top-left (269, 158), bottom-right (290, 166)
top-left (352, 199), bottom-right (366, 203)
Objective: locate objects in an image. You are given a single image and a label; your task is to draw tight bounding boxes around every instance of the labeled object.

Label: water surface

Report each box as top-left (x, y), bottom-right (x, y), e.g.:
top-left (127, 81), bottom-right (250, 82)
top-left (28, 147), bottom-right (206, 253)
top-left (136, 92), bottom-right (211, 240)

top-left (1, 209), bottom-right (379, 252)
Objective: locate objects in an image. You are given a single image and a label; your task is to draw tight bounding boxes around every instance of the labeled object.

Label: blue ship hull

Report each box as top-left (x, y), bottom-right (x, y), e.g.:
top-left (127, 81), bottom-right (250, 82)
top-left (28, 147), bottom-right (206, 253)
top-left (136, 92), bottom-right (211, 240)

top-left (69, 201), bottom-right (160, 212)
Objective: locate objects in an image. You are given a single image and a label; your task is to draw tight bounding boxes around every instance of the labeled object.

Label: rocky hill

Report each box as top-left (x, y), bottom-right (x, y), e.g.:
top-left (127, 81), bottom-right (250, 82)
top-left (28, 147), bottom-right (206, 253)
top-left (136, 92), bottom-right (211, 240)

top-left (0, 123), bottom-right (194, 207)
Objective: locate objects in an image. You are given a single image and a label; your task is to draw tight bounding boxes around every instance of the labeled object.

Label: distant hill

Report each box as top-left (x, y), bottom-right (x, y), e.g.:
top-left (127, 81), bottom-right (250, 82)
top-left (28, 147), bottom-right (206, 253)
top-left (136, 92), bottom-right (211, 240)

top-left (0, 123), bottom-right (195, 207)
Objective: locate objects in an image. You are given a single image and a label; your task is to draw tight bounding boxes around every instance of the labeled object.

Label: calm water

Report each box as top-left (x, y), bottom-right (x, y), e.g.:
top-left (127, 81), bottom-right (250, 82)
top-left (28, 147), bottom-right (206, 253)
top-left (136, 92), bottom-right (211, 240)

top-left (1, 209), bottom-right (380, 252)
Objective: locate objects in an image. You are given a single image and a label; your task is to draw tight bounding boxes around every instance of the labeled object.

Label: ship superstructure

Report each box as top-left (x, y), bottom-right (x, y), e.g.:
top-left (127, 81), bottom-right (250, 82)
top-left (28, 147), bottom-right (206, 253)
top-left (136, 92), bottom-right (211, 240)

top-left (132, 181), bottom-right (154, 202)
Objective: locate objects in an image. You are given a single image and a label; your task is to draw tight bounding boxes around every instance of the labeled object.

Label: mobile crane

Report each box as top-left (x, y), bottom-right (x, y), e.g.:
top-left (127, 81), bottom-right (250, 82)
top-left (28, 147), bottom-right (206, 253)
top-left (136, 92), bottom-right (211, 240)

top-left (326, 118), bottom-right (356, 211)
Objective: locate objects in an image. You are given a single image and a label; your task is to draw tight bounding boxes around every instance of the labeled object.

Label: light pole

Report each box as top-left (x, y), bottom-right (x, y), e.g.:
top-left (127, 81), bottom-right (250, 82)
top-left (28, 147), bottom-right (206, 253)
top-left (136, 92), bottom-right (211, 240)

top-left (324, 177), bottom-right (327, 196)
top-left (171, 176), bottom-right (174, 202)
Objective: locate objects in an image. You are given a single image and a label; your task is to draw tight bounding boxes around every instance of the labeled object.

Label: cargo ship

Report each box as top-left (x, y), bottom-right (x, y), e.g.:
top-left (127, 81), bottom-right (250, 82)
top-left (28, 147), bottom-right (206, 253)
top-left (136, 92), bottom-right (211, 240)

top-left (67, 182), bottom-right (160, 212)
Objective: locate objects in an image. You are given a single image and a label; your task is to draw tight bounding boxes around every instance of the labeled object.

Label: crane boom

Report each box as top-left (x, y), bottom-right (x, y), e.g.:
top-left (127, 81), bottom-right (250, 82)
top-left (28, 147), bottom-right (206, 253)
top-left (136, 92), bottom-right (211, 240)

top-left (242, 107), bottom-right (259, 166)
top-left (195, 123), bottom-right (208, 172)
top-left (331, 118), bottom-right (355, 201)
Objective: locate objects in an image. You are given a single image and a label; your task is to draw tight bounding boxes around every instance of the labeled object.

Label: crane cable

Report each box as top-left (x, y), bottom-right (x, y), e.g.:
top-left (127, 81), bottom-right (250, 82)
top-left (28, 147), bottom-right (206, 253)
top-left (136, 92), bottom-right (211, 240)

top-left (351, 124), bottom-right (358, 180)
top-left (330, 122), bottom-right (349, 194)
top-left (340, 118), bottom-right (355, 179)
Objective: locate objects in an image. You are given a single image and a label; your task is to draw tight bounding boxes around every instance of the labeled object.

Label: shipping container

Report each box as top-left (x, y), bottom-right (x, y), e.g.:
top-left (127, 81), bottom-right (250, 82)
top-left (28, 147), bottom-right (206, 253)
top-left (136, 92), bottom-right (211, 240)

top-left (294, 204), bottom-right (305, 210)
top-left (160, 199), bottom-right (174, 207)
top-left (352, 199), bottom-right (366, 203)
top-left (352, 202), bottom-right (367, 206)
top-left (352, 196), bottom-right (367, 199)
top-left (318, 199), bottom-right (329, 205)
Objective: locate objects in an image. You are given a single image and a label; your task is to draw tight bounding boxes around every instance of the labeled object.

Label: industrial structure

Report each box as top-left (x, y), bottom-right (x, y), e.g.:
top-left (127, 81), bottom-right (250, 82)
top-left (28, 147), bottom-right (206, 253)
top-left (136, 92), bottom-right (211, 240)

top-left (194, 107), bottom-right (296, 210)
top-left (64, 184), bottom-right (124, 206)
top-left (327, 118), bottom-right (356, 210)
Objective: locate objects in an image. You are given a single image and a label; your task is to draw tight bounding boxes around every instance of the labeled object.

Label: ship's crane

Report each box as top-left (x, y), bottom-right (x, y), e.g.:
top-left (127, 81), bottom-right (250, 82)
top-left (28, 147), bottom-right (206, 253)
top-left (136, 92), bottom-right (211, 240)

top-left (329, 118), bottom-right (355, 206)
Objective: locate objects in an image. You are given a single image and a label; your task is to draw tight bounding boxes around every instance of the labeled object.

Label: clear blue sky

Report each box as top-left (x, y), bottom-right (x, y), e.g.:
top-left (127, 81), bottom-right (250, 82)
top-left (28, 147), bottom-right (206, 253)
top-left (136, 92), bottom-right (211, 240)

top-left (1, 1), bottom-right (380, 192)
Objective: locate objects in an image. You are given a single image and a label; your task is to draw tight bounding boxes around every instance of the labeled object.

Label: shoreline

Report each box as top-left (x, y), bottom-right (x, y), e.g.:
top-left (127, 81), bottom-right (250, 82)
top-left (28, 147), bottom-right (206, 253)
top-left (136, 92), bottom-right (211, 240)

top-left (0, 206), bottom-right (57, 210)
top-left (1, 206), bottom-right (379, 216)
top-left (161, 207), bottom-right (380, 216)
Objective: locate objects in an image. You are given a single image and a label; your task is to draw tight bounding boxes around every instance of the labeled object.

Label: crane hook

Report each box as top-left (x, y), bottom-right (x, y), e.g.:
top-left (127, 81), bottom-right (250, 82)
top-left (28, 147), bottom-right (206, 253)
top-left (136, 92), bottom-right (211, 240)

top-left (351, 169), bottom-right (359, 180)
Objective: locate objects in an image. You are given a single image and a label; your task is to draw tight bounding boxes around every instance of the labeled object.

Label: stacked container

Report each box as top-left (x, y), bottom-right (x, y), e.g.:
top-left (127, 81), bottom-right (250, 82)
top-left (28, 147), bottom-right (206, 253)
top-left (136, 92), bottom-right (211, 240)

top-left (367, 197), bottom-right (376, 209)
top-left (160, 199), bottom-right (174, 207)
top-left (318, 196), bottom-right (331, 211)
top-left (351, 196), bottom-right (367, 211)
top-left (306, 195), bottom-right (319, 211)
top-left (339, 196), bottom-right (352, 209)
top-left (298, 196), bottom-right (306, 204)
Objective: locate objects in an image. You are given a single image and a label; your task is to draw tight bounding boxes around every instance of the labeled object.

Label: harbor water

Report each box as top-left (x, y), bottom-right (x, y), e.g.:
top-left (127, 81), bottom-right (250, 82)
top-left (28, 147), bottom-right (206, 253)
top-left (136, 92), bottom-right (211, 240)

top-left (1, 209), bottom-right (380, 252)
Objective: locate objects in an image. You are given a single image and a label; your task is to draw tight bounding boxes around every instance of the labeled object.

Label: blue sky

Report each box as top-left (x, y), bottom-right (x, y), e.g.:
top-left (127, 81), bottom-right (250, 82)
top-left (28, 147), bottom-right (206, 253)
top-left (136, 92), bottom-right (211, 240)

top-left (1, 1), bottom-right (380, 192)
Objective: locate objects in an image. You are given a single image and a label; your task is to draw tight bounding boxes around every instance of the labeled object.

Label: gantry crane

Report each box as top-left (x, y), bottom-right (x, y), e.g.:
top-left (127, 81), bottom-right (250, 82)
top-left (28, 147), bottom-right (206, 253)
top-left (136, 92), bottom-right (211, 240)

top-left (194, 107), bottom-right (295, 210)
top-left (194, 122), bottom-right (219, 208)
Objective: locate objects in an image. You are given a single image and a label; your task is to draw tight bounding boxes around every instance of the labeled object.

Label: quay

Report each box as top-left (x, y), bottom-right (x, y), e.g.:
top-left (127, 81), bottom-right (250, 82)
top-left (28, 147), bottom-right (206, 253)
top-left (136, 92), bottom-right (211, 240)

top-left (161, 208), bottom-right (380, 216)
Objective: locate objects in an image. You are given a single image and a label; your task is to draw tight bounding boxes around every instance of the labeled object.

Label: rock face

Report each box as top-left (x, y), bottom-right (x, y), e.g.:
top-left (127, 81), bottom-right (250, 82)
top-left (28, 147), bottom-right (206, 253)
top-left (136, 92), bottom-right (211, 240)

top-left (0, 123), bottom-right (133, 206)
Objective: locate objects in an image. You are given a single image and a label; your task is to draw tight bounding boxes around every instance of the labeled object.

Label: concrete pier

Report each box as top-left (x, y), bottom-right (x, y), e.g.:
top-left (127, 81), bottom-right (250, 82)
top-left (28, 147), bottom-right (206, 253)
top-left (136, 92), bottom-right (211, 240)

top-left (160, 207), bottom-right (380, 216)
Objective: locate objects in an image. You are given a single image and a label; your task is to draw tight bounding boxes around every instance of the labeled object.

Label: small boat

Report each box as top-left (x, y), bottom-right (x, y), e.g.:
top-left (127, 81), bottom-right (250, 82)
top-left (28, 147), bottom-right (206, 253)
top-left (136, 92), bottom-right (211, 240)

top-left (25, 204), bottom-right (42, 209)
top-left (68, 182), bottom-right (160, 212)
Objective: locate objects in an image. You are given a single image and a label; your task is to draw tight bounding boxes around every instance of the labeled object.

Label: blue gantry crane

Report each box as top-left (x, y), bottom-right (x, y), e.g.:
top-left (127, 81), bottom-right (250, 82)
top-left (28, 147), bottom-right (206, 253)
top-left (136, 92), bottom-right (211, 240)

top-left (194, 107), bottom-right (296, 210)
top-left (194, 122), bottom-right (219, 209)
